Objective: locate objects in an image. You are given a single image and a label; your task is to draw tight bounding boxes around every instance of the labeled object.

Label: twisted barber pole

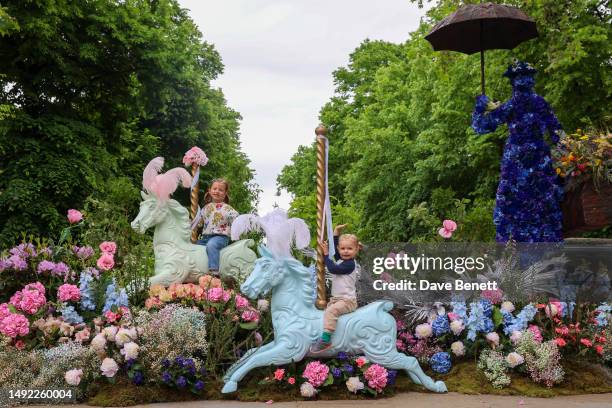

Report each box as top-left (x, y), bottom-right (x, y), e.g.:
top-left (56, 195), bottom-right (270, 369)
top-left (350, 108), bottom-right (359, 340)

top-left (315, 125), bottom-right (335, 310)
top-left (182, 147), bottom-right (209, 242)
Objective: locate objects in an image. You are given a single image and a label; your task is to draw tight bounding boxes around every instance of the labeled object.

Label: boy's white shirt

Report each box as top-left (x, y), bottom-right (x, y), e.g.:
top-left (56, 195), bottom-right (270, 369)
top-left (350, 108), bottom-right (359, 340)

top-left (330, 260), bottom-right (360, 300)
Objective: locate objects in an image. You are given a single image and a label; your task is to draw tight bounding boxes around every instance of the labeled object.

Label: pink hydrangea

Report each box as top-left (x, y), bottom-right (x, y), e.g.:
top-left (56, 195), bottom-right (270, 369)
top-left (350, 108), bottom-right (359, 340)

top-left (481, 289), bottom-right (504, 305)
top-left (364, 364), bottom-right (388, 392)
top-left (24, 282), bottom-right (45, 294)
top-left (0, 313), bottom-right (30, 337)
top-left (0, 303), bottom-right (10, 320)
top-left (96, 253), bottom-right (115, 271)
top-left (207, 287), bottom-right (223, 302)
top-left (67, 209), bottom-right (83, 224)
top-left (302, 361), bottom-right (329, 387)
top-left (235, 295), bottom-right (249, 310)
top-left (528, 325), bottom-right (543, 343)
top-left (10, 285), bottom-right (46, 315)
top-left (99, 241), bottom-right (117, 255)
top-left (58, 284), bottom-right (81, 302)
top-left (182, 146), bottom-right (209, 166)
top-left (241, 309), bottom-right (260, 322)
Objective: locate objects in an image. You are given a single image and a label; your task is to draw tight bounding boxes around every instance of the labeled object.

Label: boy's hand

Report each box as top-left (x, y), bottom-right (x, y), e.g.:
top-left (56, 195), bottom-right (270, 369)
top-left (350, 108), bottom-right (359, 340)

top-left (334, 224), bottom-right (348, 235)
top-left (319, 240), bottom-right (329, 256)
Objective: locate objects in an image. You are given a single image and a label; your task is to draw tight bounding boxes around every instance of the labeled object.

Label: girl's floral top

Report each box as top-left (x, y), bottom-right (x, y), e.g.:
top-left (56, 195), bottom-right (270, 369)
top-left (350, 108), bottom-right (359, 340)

top-left (199, 202), bottom-right (239, 237)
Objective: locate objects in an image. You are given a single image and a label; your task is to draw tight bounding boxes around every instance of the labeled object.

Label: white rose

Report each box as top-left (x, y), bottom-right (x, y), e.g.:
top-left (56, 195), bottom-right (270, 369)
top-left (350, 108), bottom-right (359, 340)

top-left (506, 352), bottom-right (525, 368)
top-left (486, 332), bottom-right (500, 347)
top-left (121, 342), bottom-right (139, 360)
top-left (510, 331), bottom-right (523, 344)
top-left (91, 333), bottom-right (107, 351)
top-left (257, 299), bottom-right (269, 312)
top-left (501, 301), bottom-right (515, 313)
top-left (450, 319), bottom-right (464, 335)
top-left (300, 382), bottom-right (317, 397)
top-left (64, 369), bottom-right (83, 386)
top-left (115, 328), bottom-right (135, 346)
top-left (415, 323), bottom-right (433, 339)
top-left (100, 357), bottom-right (119, 378)
top-left (346, 376), bottom-right (365, 393)
top-left (103, 326), bottom-right (118, 341)
top-left (451, 341), bottom-right (465, 357)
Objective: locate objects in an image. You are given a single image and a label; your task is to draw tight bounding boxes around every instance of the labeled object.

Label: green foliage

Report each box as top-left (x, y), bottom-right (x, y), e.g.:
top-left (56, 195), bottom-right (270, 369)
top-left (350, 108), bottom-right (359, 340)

top-left (0, 0), bottom-right (257, 246)
top-left (278, 0), bottom-right (611, 242)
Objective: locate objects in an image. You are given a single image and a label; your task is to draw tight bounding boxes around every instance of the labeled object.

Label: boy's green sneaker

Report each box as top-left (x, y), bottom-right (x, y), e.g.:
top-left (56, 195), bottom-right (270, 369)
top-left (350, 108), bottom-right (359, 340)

top-left (309, 339), bottom-right (332, 354)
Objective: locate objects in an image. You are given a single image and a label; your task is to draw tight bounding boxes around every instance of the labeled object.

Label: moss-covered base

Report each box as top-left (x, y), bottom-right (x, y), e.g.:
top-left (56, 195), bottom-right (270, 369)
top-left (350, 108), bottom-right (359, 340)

top-left (88, 360), bottom-right (612, 406)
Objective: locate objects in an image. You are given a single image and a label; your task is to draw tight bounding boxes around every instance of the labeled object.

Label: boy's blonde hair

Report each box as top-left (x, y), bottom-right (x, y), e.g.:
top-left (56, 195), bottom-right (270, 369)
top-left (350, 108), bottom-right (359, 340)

top-left (338, 233), bottom-right (362, 252)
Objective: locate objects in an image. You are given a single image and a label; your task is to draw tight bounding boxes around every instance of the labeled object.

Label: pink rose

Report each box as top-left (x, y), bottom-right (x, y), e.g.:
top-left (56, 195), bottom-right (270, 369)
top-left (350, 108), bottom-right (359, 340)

top-left (235, 295), bottom-right (249, 310)
top-left (58, 284), bottom-right (81, 302)
top-left (14, 340), bottom-right (25, 350)
top-left (207, 287), bottom-right (223, 302)
top-left (274, 368), bottom-right (285, 381)
top-left (96, 253), bottom-right (115, 271)
top-left (438, 219), bottom-right (457, 239)
top-left (104, 310), bottom-right (119, 323)
top-left (288, 377), bottom-right (296, 385)
top-left (67, 209), bottom-right (83, 224)
top-left (99, 241), bottom-right (117, 255)
top-left (75, 327), bottom-right (91, 343)
top-left (355, 356), bottom-right (367, 368)
top-left (241, 309), bottom-right (260, 323)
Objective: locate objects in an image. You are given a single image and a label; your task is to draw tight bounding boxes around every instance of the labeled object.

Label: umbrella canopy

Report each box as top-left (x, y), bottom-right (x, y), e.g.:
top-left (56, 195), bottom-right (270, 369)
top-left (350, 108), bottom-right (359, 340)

top-left (425, 2), bottom-right (538, 94)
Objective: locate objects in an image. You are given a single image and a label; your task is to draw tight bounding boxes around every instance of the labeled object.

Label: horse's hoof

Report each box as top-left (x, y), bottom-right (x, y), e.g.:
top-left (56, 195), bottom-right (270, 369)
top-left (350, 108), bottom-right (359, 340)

top-left (222, 381), bottom-right (238, 393)
top-left (435, 381), bottom-right (447, 393)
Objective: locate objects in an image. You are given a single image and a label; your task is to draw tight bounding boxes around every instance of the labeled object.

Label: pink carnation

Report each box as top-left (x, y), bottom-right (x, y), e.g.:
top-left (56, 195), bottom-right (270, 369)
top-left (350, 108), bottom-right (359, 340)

top-left (182, 146), bottom-right (209, 166)
top-left (364, 364), bottom-right (388, 392)
top-left (99, 241), bottom-right (117, 255)
top-left (67, 209), bottom-right (83, 224)
top-left (222, 290), bottom-right (232, 303)
top-left (96, 253), bottom-right (115, 271)
top-left (241, 309), bottom-right (260, 322)
top-left (481, 289), bottom-right (504, 305)
top-left (235, 295), bottom-right (249, 310)
top-left (207, 287), bottom-right (223, 302)
top-left (58, 284), bottom-right (81, 302)
top-left (0, 313), bottom-right (30, 338)
top-left (302, 361), bottom-right (329, 387)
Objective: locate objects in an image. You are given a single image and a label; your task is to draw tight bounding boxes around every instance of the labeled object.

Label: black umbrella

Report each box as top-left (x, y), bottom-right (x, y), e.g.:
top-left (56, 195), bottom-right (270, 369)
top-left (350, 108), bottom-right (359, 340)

top-left (425, 2), bottom-right (538, 94)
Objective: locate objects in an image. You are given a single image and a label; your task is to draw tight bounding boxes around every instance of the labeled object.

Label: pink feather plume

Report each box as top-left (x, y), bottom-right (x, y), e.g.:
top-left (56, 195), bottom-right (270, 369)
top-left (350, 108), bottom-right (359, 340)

top-left (142, 157), bottom-right (192, 202)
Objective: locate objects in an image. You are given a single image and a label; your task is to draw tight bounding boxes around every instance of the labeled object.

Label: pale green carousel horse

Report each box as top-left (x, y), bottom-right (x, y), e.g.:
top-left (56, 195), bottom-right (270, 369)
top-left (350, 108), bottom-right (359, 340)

top-left (130, 157), bottom-right (256, 286)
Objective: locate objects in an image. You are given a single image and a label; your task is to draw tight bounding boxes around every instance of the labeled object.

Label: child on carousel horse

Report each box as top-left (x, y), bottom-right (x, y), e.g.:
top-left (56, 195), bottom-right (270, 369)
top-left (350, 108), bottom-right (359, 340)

top-left (311, 224), bottom-right (361, 353)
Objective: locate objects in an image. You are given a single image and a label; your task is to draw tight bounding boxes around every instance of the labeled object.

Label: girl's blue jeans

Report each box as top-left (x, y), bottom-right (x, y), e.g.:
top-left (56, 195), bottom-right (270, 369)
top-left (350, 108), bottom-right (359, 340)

top-left (197, 234), bottom-right (229, 271)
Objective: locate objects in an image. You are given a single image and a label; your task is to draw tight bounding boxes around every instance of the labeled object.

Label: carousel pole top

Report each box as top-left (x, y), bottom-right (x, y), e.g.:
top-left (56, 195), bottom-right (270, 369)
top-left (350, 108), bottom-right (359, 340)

top-left (315, 124), bottom-right (327, 136)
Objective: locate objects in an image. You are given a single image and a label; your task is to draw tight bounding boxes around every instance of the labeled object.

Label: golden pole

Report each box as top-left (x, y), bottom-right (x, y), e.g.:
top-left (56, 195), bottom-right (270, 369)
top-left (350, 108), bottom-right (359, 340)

top-left (315, 124), bottom-right (328, 310)
top-left (190, 163), bottom-right (200, 243)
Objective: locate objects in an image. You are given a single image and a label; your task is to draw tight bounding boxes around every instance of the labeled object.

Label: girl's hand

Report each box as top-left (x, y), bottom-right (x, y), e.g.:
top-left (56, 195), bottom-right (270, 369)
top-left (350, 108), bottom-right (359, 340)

top-left (486, 100), bottom-right (501, 112)
top-left (334, 224), bottom-right (348, 235)
top-left (319, 240), bottom-right (329, 256)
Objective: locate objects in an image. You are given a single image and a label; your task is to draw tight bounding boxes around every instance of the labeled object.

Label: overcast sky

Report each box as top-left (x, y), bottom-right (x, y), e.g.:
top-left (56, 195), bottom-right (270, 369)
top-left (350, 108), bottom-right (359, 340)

top-left (179, 0), bottom-right (428, 214)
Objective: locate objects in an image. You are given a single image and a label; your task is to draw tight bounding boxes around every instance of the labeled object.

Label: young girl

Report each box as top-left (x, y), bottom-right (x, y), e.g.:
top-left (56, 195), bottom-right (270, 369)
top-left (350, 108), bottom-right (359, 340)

top-left (197, 178), bottom-right (239, 273)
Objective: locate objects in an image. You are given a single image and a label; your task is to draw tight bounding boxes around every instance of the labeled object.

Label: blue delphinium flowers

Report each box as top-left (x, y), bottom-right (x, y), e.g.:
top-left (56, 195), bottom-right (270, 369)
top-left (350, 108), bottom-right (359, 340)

top-left (471, 60), bottom-right (563, 243)
top-left (501, 304), bottom-right (537, 335)
top-left (60, 305), bottom-right (84, 324)
top-left (103, 278), bottom-right (129, 313)
top-left (78, 270), bottom-right (96, 311)
top-left (430, 352), bottom-right (452, 374)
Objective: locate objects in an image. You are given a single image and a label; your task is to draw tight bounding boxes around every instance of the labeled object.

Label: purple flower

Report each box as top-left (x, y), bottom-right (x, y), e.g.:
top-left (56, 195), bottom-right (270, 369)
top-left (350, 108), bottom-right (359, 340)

top-left (133, 371), bottom-right (144, 386)
top-left (176, 376), bottom-right (187, 388)
top-left (342, 364), bottom-right (354, 375)
top-left (337, 351), bottom-right (348, 360)
top-left (0, 258), bottom-right (11, 272)
top-left (162, 371), bottom-right (172, 384)
top-left (9, 255), bottom-right (27, 271)
top-left (161, 358), bottom-right (170, 368)
top-left (194, 380), bottom-right (204, 391)
top-left (332, 367), bottom-right (342, 378)
top-left (37, 260), bottom-right (56, 273)
top-left (387, 370), bottom-right (398, 385)
top-left (73, 246), bottom-right (94, 260)
top-left (52, 262), bottom-right (70, 277)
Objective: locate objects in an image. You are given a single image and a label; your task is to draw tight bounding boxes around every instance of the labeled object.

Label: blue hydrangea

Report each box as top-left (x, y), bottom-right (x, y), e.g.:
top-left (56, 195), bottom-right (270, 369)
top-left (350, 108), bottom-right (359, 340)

top-left (465, 301), bottom-right (485, 341)
top-left (103, 278), bottom-right (129, 313)
top-left (432, 315), bottom-right (450, 337)
top-left (450, 301), bottom-right (468, 321)
top-left (430, 352), bottom-right (452, 374)
top-left (78, 270), bottom-right (96, 311)
top-left (594, 303), bottom-right (611, 327)
top-left (471, 60), bottom-right (563, 243)
top-left (60, 305), bottom-right (84, 324)
top-left (482, 317), bottom-right (494, 333)
top-left (479, 299), bottom-right (493, 318)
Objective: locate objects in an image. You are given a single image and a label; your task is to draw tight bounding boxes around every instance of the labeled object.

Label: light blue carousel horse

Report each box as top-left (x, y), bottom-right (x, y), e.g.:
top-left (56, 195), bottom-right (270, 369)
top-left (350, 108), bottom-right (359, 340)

top-left (222, 245), bottom-right (447, 393)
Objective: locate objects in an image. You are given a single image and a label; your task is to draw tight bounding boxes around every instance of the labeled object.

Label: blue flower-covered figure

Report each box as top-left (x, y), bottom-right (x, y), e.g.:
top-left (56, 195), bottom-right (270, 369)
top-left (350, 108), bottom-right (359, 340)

top-left (472, 61), bottom-right (563, 243)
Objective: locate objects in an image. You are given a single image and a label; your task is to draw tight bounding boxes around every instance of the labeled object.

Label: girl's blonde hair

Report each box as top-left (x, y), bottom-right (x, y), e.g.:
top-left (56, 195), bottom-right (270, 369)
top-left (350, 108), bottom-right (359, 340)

top-left (204, 178), bottom-right (231, 205)
top-left (339, 233), bottom-right (362, 252)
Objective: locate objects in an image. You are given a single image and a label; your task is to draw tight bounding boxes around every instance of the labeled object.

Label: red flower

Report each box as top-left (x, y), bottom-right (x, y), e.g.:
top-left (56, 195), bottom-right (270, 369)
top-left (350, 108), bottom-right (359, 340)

top-left (595, 345), bottom-right (604, 355)
top-left (554, 338), bottom-right (567, 347)
top-left (580, 338), bottom-right (593, 348)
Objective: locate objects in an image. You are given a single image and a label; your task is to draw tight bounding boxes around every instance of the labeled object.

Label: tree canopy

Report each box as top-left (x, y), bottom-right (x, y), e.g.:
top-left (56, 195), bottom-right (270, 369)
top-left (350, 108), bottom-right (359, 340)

top-left (278, 0), bottom-right (611, 242)
top-left (0, 0), bottom-right (257, 245)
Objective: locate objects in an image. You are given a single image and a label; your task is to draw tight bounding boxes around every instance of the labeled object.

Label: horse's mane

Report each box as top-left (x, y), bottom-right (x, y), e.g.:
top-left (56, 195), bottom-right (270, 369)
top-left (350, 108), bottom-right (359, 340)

top-left (284, 257), bottom-right (317, 307)
top-left (164, 199), bottom-right (192, 238)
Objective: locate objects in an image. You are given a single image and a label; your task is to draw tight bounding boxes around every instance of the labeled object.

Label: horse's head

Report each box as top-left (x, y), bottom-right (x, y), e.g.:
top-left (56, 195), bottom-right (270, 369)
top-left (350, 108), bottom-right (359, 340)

top-left (240, 245), bottom-right (289, 299)
top-left (131, 191), bottom-right (168, 234)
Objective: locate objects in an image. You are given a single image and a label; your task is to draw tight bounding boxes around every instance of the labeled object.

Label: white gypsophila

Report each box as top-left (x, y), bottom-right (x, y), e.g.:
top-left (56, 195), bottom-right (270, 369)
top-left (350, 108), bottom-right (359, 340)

top-left (450, 319), bottom-right (464, 335)
top-left (64, 369), bottom-right (83, 386)
top-left (501, 301), bottom-right (515, 313)
top-left (415, 323), bottom-right (433, 339)
top-left (100, 357), bottom-right (119, 378)
top-left (121, 342), bottom-right (139, 360)
top-left (451, 341), bottom-right (465, 357)
top-left (346, 376), bottom-right (364, 393)
top-left (257, 299), bottom-right (269, 312)
top-left (506, 352), bottom-right (525, 368)
top-left (0, 350), bottom-right (44, 389)
top-left (103, 326), bottom-right (118, 341)
top-left (300, 382), bottom-right (317, 397)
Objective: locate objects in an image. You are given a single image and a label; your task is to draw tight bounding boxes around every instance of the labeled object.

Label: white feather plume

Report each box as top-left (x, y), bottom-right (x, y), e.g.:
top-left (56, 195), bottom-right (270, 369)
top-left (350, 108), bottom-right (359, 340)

top-left (287, 217), bottom-right (310, 249)
top-left (231, 214), bottom-right (263, 241)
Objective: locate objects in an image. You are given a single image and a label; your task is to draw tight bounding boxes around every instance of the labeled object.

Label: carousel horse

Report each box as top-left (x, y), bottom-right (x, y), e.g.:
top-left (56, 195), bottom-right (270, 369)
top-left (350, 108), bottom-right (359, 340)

top-left (222, 209), bottom-right (447, 394)
top-left (130, 157), bottom-right (256, 286)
